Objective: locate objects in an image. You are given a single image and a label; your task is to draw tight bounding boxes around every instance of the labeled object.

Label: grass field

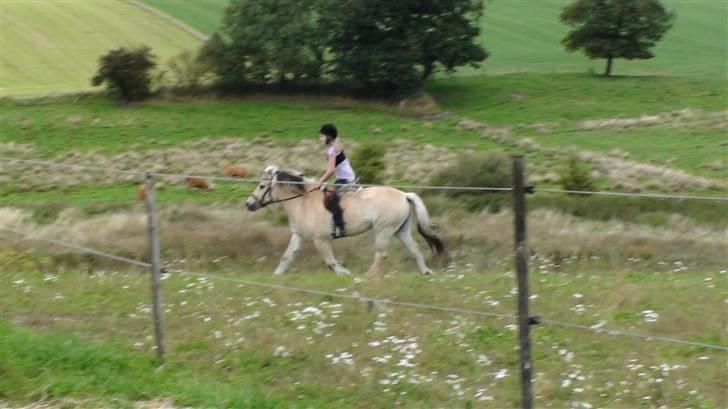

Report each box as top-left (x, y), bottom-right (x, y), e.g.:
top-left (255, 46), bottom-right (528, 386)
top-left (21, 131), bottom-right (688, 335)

top-left (1, 1), bottom-right (726, 408)
top-left (140, 0), bottom-right (728, 78)
top-left (1, 250), bottom-right (725, 408)
top-left (3, 73), bottom-right (726, 184)
top-left (0, 1), bottom-right (202, 97)
top-left (140, 0), bottom-right (227, 35)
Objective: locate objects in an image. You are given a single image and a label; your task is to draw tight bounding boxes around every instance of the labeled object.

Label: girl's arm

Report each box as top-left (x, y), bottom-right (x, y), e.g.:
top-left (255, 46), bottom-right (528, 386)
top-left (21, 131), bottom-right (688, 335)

top-left (314, 155), bottom-right (337, 189)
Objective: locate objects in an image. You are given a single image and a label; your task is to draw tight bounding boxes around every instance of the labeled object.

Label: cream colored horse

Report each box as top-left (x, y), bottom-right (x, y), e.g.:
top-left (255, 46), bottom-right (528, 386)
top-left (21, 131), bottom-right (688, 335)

top-left (245, 166), bottom-right (445, 275)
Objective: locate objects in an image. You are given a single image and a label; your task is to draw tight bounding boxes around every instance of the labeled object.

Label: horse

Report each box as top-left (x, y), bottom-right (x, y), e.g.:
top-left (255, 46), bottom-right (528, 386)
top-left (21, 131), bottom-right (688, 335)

top-left (245, 166), bottom-right (445, 276)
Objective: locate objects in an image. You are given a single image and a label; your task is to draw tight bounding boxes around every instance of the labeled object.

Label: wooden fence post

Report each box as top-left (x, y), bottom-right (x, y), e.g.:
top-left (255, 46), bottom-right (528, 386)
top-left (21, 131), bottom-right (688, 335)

top-left (512, 155), bottom-right (534, 409)
top-left (144, 172), bottom-right (165, 361)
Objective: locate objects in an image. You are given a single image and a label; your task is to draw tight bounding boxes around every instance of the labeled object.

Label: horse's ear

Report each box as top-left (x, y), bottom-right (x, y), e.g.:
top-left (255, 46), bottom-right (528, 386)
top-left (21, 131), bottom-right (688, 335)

top-left (264, 165), bottom-right (278, 176)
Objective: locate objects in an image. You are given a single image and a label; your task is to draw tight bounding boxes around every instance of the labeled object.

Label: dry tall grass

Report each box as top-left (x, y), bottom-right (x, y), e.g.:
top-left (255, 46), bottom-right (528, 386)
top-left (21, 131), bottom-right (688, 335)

top-left (2, 203), bottom-right (724, 273)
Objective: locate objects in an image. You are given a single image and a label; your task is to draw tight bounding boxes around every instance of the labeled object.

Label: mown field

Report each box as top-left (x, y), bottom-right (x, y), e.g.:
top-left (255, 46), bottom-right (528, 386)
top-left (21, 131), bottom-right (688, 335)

top-left (0, 1), bottom-right (201, 97)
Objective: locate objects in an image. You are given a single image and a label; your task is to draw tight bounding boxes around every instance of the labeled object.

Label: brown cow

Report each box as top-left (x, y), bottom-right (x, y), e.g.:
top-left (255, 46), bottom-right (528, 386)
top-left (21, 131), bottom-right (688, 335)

top-left (185, 177), bottom-right (212, 190)
top-left (224, 164), bottom-right (249, 178)
top-left (137, 184), bottom-right (146, 202)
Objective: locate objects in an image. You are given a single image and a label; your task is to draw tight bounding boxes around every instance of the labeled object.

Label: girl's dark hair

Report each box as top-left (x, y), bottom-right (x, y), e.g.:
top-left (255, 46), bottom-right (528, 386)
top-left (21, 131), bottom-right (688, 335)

top-left (319, 123), bottom-right (338, 139)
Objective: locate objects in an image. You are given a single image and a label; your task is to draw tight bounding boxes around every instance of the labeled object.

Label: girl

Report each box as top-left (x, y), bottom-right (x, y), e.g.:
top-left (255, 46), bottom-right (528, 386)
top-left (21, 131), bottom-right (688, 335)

top-left (313, 123), bottom-right (356, 238)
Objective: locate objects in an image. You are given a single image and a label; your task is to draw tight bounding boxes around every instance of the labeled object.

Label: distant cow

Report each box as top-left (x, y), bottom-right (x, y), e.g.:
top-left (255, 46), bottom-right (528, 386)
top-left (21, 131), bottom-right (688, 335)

top-left (137, 184), bottom-right (146, 201)
top-left (224, 165), bottom-right (249, 178)
top-left (185, 177), bottom-right (212, 190)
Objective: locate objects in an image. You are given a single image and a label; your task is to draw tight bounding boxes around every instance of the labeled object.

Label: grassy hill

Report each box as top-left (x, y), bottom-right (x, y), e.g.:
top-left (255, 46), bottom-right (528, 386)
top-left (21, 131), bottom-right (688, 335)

top-left (476, 0), bottom-right (728, 77)
top-left (140, 0), bottom-right (227, 35)
top-left (140, 0), bottom-right (727, 78)
top-left (0, 1), bottom-right (202, 97)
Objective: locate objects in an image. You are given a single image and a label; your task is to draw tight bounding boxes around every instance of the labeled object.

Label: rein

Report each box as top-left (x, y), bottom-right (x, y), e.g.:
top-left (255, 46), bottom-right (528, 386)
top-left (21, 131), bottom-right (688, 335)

top-left (253, 179), bottom-right (314, 208)
top-left (261, 190), bottom-right (309, 206)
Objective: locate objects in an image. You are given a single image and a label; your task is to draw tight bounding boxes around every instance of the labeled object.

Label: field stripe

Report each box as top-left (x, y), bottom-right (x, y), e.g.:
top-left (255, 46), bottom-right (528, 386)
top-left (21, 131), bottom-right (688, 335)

top-left (125, 0), bottom-right (209, 42)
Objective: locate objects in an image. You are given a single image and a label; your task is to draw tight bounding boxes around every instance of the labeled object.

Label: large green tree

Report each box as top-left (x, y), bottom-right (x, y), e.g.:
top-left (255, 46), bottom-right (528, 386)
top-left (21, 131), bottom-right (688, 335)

top-left (324, 0), bottom-right (488, 96)
top-left (204, 0), bottom-right (487, 97)
top-left (560, 0), bottom-right (674, 76)
top-left (201, 0), bottom-right (326, 87)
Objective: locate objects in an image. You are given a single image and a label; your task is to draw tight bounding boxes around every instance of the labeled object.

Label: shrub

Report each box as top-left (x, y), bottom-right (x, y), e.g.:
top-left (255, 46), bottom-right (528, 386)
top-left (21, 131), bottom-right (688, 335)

top-left (558, 155), bottom-right (596, 193)
top-left (430, 151), bottom-right (511, 211)
top-left (91, 46), bottom-right (157, 103)
top-left (351, 141), bottom-right (387, 184)
top-left (166, 50), bottom-right (214, 90)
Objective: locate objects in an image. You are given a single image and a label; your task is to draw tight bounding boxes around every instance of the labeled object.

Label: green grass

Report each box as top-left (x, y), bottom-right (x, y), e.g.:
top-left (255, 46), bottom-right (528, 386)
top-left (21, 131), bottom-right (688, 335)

top-left (140, 0), bottom-right (228, 35)
top-left (3, 73), bottom-right (725, 180)
top-left (476, 0), bottom-right (728, 78)
top-left (0, 1), bottom-right (202, 97)
top-left (0, 319), bottom-right (278, 408)
top-left (1, 254), bottom-right (726, 408)
top-left (0, 94), bottom-right (500, 156)
top-left (428, 74), bottom-right (726, 124)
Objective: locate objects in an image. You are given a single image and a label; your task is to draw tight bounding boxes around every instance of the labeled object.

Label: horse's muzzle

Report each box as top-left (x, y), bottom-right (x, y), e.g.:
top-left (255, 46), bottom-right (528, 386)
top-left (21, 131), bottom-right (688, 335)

top-left (245, 200), bottom-right (259, 211)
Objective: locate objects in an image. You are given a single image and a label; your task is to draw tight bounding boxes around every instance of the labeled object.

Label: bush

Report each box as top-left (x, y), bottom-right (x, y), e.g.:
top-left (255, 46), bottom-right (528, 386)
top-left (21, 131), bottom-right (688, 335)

top-left (91, 46), bottom-right (157, 103)
top-left (430, 151), bottom-right (511, 211)
top-left (558, 155), bottom-right (596, 193)
top-left (166, 50), bottom-right (214, 90)
top-left (351, 141), bottom-right (387, 184)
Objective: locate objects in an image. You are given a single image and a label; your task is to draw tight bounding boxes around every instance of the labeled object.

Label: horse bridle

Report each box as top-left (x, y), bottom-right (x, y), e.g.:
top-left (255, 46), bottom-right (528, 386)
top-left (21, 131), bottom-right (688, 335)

top-left (249, 173), bottom-right (308, 208)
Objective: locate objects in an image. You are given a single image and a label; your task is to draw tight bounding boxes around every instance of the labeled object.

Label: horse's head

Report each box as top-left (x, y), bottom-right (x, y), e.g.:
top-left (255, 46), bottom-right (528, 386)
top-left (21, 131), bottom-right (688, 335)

top-left (245, 166), bottom-right (306, 211)
top-left (245, 165), bottom-right (278, 211)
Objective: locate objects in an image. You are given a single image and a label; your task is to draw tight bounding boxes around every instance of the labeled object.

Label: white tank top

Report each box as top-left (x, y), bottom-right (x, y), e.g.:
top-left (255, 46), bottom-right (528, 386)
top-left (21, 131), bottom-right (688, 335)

top-left (327, 145), bottom-right (356, 182)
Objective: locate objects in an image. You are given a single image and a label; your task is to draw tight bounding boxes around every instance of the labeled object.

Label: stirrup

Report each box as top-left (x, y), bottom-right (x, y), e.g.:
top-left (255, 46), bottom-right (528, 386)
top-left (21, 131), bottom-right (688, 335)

top-left (331, 226), bottom-right (346, 239)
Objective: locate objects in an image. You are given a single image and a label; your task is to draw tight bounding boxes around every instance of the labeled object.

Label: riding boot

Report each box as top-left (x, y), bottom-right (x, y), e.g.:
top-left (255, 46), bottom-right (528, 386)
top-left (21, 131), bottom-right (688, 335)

top-left (325, 191), bottom-right (346, 239)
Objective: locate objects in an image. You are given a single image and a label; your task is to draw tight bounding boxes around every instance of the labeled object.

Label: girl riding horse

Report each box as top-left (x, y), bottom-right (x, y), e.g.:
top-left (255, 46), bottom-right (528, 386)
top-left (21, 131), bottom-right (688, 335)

top-left (312, 124), bottom-right (356, 239)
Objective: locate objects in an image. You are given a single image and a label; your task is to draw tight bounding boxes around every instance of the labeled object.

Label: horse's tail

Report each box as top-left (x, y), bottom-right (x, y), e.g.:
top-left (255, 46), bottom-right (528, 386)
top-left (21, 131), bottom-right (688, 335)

top-left (405, 193), bottom-right (446, 260)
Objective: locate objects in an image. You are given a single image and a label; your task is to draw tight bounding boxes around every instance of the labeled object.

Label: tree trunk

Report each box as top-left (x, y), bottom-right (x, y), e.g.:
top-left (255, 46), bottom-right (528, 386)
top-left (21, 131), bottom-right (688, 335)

top-left (604, 56), bottom-right (613, 77)
top-left (422, 62), bottom-right (434, 80)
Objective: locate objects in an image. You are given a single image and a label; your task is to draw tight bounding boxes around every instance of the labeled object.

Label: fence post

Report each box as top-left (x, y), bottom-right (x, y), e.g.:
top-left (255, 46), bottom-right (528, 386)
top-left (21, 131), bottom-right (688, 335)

top-left (144, 172), bottom-right (165, 361)
top-left (512, 155), bottom-right (534, 409)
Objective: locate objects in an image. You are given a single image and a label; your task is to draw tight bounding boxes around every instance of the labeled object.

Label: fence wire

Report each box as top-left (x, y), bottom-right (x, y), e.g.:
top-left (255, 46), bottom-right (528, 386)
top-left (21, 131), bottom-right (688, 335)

top-left (3, 156), bottom-right (727, 200)
top-left (0, 227), bottom-right (151, 268)
top-left (2, 227), bottom-right (725, 351)
top-left (2, 154), bottom-right (727, 352)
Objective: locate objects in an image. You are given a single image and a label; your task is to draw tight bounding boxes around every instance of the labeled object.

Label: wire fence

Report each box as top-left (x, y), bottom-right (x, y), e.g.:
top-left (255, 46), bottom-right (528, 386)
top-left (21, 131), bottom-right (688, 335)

top-left (1, 225), bottom-right (725, 351)
top-left (3, 156), bottom-right (728, 200)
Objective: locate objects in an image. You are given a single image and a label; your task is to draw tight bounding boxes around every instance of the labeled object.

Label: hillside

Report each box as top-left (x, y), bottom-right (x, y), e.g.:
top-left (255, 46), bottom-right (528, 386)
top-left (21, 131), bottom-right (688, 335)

top-left (0, 1), bottom-right (202, 97)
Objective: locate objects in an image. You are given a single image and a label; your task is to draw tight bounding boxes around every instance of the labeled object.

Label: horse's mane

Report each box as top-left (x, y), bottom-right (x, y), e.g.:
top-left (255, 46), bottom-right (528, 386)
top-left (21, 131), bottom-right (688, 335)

top-left (276, 170), bottom-right (307, 192)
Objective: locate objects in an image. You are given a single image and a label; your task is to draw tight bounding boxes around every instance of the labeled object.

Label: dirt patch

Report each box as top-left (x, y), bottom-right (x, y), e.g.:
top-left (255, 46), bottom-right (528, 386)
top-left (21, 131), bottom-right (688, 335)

top-left (578, 109), bottom-right (728, 131)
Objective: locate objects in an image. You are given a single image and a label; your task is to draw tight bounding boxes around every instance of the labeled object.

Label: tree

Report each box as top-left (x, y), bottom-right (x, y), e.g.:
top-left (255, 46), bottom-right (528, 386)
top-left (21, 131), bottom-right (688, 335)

top-left (324, 0), bottom-right (488, 96)
top-left (91, 46), bottom-right (157, 102)
top-left (560, 0), bottom-right (674, 76)
top-left (413, 0), bottom-right (489, 80)
top-left (203, 0), bottom-right (487, 97)
top-left (201, 0), bottom-right (326, 87)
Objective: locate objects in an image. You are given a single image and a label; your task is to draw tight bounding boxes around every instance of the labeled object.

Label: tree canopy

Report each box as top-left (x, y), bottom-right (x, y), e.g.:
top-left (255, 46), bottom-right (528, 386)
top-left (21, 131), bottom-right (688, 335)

top-left (202, 0), bottom-right (488, 97)
top-left (560, 0), bottom-right (674, 76)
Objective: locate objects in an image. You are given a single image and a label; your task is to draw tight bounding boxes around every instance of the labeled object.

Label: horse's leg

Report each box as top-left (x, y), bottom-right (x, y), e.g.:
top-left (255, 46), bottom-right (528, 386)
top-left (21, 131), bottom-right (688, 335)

top-left (368, 228), bottom-right (395, 275)
top-left (313, 238), bottom-right (350, 276)
top-left (274, 233), bottom-right (303, 275)
top-left (396, 221), bottom-right (432, 275)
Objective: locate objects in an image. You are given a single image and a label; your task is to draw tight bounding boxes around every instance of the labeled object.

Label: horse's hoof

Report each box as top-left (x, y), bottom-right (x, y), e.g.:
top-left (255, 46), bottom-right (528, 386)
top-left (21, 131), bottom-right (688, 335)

top-left (273, 269), bottom-right (285, 275)
top-left (422, 269), bottom-right (433, 275)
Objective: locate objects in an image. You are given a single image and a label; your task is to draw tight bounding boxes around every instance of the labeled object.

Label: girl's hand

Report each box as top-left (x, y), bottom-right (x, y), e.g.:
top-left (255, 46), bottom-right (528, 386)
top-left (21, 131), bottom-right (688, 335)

top-left (312, 182), bottom-right (323, 191)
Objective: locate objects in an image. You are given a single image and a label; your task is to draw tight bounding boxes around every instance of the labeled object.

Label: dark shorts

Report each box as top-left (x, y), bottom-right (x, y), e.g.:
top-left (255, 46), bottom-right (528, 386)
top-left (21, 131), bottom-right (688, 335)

top-left (332, 179), bottom-right (354, 194)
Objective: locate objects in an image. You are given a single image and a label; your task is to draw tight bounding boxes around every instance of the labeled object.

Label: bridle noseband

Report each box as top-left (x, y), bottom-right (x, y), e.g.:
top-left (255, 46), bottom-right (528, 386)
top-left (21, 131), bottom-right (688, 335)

top-left (249, 173), bottom-right (308, 208)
